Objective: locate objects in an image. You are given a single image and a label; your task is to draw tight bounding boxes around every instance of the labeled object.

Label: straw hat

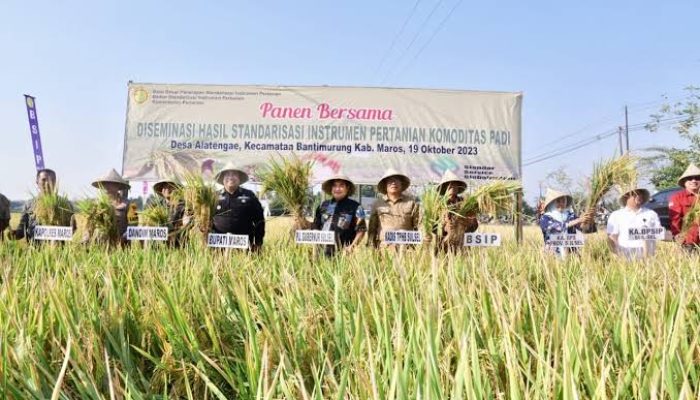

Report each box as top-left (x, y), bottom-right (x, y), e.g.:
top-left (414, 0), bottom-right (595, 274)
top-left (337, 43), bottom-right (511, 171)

top-left (153, 177), bottom-right (182, 195)
top-left (542, 188), bottom-right (572, 210)
top-left (677, 163), bottom-right (700, 187)
top-left (322, 173), bottom-right (356, 197)
top-left (436, 170), bottom-right (466, 195)
top-left (377, 168), bottom-right (411, 194)
top-left (214, 163), bottom-right (249, 185)
top-left (618, 187), bottom-right (650, 206)
top-left (92, 168), bottom-right (130, 190)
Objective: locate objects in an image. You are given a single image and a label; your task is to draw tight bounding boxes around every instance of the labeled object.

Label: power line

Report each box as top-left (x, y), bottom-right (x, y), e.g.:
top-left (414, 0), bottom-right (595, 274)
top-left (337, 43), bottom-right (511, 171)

top-left (372, 0), bottom-right (422, 80)
top-left (379, 0), bottom-right (445, 84)
top-left (389, 0), bottom-right (463, 84)
top-left (523, 117), bottom-right (686, 166)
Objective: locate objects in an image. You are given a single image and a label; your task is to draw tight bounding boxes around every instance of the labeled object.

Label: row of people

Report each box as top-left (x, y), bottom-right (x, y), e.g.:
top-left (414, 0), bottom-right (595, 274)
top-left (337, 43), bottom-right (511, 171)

top-left (3, 163), bottom-right (699, 256)
top-left (539, 163), bottom-right (700, 259)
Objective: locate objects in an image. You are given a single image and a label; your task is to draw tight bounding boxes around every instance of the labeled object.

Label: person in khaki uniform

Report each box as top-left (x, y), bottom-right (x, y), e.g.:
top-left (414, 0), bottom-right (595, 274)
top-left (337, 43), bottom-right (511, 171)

top-left (367, 168), bottom-right (420, 248)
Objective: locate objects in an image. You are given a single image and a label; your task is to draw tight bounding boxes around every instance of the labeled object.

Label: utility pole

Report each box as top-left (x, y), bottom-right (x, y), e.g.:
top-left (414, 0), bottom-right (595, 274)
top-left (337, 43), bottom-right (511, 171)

top-left (618, 126), bottom-right (624, 156)
top-left (624, 105), bottom-right (630, 153)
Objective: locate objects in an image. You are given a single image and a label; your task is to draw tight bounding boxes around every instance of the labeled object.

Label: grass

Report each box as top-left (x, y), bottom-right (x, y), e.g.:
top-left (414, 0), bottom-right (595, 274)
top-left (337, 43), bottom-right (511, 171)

top-left (1, 220), bottom-right (700, 398)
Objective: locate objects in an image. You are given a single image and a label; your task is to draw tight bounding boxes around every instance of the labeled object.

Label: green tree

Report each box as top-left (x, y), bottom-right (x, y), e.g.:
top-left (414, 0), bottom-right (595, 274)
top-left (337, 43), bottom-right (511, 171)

top-left (644, 86), bottom-right (700, 189)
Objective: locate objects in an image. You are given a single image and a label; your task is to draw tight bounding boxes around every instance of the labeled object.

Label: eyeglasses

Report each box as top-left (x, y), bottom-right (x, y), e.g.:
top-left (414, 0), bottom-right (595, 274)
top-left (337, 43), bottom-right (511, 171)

top-left (687, 177), bottom-right (700, 182)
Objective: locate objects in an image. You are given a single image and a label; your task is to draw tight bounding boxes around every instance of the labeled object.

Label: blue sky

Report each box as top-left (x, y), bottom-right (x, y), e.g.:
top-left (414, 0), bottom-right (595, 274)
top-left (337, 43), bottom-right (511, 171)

top-left (1, 0), bottom-right (698, 202)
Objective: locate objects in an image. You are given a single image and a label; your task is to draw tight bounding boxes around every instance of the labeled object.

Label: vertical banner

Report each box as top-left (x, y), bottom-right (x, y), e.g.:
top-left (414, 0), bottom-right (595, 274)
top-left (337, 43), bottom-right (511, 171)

top-left (24, 95), bottom-right (45, 170)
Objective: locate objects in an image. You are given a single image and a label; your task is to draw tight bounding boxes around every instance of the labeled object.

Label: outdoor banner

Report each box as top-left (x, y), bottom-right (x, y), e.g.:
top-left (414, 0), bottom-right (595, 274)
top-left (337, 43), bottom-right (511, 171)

top-left (24, 95), bottom-right (45, 171)
top-left (122, 83), bottom-right (522, 185)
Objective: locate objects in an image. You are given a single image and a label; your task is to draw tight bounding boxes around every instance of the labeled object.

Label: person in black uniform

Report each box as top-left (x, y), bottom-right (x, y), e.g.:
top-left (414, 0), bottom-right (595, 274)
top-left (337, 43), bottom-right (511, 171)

top-left (313, 173), bottom-right (366, 256)
top-left (212, 163), bottom-right (265, 251)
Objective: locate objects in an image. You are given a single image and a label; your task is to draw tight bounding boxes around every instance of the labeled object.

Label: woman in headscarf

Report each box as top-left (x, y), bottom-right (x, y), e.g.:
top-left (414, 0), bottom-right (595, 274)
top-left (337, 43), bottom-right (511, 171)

top-left (538, 188), bottom-right (595, 257)
top-left (313, 173), bottom-right (366, 256)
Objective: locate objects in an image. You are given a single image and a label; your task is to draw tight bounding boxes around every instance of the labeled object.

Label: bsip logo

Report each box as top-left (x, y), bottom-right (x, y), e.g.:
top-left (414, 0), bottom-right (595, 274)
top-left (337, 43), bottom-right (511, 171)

top-left (132, 87), bottom-right (149, 104)
top-left (430, 156), bottom-right (459, 176)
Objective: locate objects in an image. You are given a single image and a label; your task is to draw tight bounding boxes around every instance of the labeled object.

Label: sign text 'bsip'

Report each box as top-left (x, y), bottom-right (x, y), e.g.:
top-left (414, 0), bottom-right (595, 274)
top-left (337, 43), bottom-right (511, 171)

top-left (295, 230), bottom-right (336, 245)
top-left (463, 233), bottom-right (501, 247)
top-left (207, 233), bottom-right (250, 249)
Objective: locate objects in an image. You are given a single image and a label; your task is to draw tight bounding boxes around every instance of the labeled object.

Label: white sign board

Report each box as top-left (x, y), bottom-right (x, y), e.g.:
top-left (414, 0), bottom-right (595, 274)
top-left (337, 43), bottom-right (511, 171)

top-left (546, 234), bottom-right (585, 248)
top-left (463, 233), bottom-right (501, 247)
top-left (123, 83), bottom-right (522, 184)
top-left (627, 227), bottom-right (665, 241)
top-left (207, 233), bottom-right (250, 249)
top-left (33, 226), bottom-right (73, 241)
top-left (295, 230), bottom-right (336, 245)
top-left (126, 226), bottom-right (168, 241)
top-left (384, 230), bottom-right (423, 245)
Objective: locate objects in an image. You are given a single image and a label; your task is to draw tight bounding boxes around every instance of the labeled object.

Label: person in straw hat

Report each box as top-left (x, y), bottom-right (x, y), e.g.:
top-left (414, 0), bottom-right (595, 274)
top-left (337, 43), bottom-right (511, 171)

top-left (152, 177), bottom-right (188, 246)
top-left (435, 169), bottom-right (478, 252)
top-left (367, 168), bottom-right (420, 248)
top-left (538, 188), bottom-right (595, 258)
top-left (313, 173), bottom-right (367, 256)
top-left (9, 168), bottom-right (57, 242)
top-left (91, 168), bottom-right (132, 243)
top-left (0, 192), bottom-right (10, 241)
top-left (606, 187), bottom-right (659, 260)
top-left (212, 163), bottom-right (265, 251)
top-left (668, 163), bottom-right (700, 251)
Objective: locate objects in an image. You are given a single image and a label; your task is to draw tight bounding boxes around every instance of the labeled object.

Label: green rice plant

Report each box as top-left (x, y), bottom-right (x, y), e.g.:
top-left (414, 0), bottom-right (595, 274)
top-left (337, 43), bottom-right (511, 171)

top-left (76, 191), bottom-right (118, 244)
top-left (1, 222), bottom-right (700, 398)
top-left (33, 190), bottom-right (74, 226)
top-left (259, 154), bottom-right (313, 230)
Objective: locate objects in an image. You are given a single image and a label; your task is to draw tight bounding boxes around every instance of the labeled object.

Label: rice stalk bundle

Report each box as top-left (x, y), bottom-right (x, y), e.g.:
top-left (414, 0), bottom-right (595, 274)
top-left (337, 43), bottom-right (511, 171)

top-left (33, 191), bottom-right (74, 226)
top-left (181, 174), bottom-right (218, 244)
top-left (585, 154), bottom-right (637, 215)
top-left (442, 180), bottom-right (521, 247)
top-left (77, 192), bottom-right (117, 245)
top-left (139, 204), bottom-right (169, 227)
top-left (259, 154), bottom-right (313, 230)
top-left (419, 187), bottom-right (448, 247)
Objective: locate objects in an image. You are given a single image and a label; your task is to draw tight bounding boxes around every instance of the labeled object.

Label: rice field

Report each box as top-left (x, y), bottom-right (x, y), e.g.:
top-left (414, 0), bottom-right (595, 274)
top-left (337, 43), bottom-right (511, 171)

top-left (1, 218), bottom-right (699, 399)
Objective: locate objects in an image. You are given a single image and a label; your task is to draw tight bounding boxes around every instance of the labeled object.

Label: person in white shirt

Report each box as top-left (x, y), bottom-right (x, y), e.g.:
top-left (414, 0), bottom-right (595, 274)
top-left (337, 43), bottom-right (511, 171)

top-left (607, 188), bottom-right (660, 260)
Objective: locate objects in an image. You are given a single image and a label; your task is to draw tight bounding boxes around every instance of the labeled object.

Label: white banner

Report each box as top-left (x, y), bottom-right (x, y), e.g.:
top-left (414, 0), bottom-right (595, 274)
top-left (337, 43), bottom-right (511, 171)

top-left (463, 233), bottom-right (501, 247)
top-left (33, 226), bottom-right (73, 241)
top-left (123, 83), bottom-right (522, 184)
top-left (295, 230), bottom-right (336, 245)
